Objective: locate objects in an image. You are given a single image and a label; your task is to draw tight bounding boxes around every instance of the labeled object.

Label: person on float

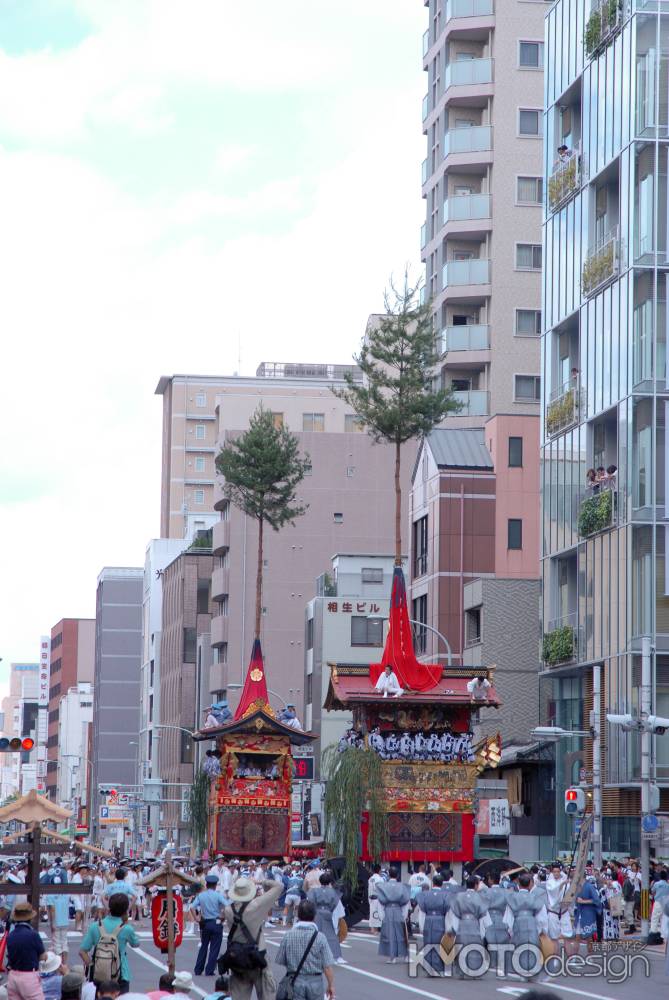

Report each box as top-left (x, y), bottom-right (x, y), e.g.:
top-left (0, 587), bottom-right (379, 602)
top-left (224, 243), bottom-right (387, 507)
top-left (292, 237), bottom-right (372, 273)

top-left (375, 664), bottom-right (403, 698)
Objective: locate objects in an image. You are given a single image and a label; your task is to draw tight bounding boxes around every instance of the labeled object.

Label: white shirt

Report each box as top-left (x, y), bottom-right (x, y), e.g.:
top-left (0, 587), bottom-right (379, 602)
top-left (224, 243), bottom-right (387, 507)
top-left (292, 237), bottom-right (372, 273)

top-left (375, 671), bottom-right (403, 697)
top-left (546, 873), bottom-right (568, 910)
top-left (467, 678), bottom-right (491, 700)
top-left (284, 716), bottom-right (303, 730)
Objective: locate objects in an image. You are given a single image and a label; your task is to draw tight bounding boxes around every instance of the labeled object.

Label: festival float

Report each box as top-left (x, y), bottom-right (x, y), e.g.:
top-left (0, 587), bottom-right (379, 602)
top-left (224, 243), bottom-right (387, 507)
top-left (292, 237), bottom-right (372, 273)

top-left (194, 639), bottom-right (315, 858)
top-left (323, 567), bottom-right (502, 865)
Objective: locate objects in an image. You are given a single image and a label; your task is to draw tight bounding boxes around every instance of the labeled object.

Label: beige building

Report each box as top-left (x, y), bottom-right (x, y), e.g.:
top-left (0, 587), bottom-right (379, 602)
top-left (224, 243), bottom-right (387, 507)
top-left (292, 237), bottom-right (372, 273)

top-left (422, 0), bottom-right (544, 419)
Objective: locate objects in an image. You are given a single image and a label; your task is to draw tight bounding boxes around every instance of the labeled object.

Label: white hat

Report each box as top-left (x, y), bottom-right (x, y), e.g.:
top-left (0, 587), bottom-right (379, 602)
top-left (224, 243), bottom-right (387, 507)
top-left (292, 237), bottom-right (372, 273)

top-left (229, 876), bottom-right (257, 903)
top-left (40, 952), bottom-right (61, 975)
top-left (172, 971), bottom-right (194, 992)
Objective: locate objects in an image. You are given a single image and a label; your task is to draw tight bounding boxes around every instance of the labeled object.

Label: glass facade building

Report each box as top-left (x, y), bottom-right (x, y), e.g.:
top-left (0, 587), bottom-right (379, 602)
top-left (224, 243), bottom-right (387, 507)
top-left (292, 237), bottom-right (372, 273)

top-left (542, 0), bottom-right (669, 854)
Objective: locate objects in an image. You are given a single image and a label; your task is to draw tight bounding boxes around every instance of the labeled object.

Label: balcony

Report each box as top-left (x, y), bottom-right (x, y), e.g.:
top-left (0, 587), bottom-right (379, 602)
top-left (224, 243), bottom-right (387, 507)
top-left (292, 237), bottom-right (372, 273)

top-left (446, 0), bottom-right (494, 18)
top-left (443, 193), bottom-right (491, 225)
top-left (212, 519), bottom-right (231, 555)
top-left (210, 614), bottom-right (229, 648)
top-left (422, 159), bottom-right (428, 185)
top-left (422, 94), bottom-right (429, 121)
top-left (444, 125), bottom-right (492, 158)
top-left (443, 258), bottom-right (491, 287)
top-left (440, 324), bottom-right (490, 353)
top-left (423, 29), bottom-right (429, 57)
top-left (445, 57), bottom-right (493, 91)
top-left (548, 149), bottom-right (582, 213)
top-left (578, 482), bottom-right (616, 538)
top-left (451, 389), bottom-right (489, 416)
top-left (582, 228), bottom-right (620, 297)
top-left (421, 223), bottom-right (427, 249)
top-left (545, 378), bottom-right (582, 437)
top-left (585, 0), bottom-right (625, 59)
top-left (211, 566), bottom-right (230, 602)
top-left (542, 615), bottom-right (579, 667)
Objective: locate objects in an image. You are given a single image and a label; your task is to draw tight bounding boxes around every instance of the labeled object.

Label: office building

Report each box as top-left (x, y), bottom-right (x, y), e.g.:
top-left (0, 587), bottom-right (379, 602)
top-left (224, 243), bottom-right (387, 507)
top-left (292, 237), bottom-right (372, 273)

top-left (56, 683), bottom-right (93, 822)
top-left (47, 619), bottom-right (95, 800)
top-left (0, 663), bottom-right (39, 800)
top-left (409, 420), bottom-right (540, 746)
top-left (421, 0), bottom-right (544, 420)
top-left (90, 568), bottom-right (143, 846)
top-left (304, 554), bottom-right (394, 777)
top-left (542, 0), bottom-right (669, 853)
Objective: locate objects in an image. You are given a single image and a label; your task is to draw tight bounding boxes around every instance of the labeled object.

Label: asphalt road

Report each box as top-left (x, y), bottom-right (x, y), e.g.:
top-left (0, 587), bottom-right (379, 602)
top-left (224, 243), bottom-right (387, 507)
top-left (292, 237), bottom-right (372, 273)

top-left (58, 919), bottom-right (669, 1000)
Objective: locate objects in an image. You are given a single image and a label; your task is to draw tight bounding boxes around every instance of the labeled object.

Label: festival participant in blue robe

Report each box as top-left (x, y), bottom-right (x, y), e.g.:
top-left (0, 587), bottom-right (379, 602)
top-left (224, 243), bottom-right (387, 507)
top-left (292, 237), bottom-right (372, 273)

top-left (508, 873), bottom-right (545, 978)
top-left (480, 874), bottom-right (512, 974)
top-left (450, 877), bottom-right (488, 979)
top-left (574, 877), bottom-right (601, 949)
top-left (416, 874), bottom-right (451, 975)
top-left (376, 868), bottom-right (411, 962)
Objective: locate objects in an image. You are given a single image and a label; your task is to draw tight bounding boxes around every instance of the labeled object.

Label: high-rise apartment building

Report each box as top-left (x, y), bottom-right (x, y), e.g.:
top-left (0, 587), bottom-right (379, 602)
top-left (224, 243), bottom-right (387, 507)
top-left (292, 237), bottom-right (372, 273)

top-left (542, 0), bottom-right (669, 854)
top-left (47, 619), bottom-right (95, 800)
top-left (421, 0), bottom-right (544, 419)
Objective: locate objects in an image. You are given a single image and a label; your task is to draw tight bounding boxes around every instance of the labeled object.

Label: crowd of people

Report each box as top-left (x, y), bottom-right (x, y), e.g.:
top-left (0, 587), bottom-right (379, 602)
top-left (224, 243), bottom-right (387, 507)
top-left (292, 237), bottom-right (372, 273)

top-left (337, 727), bottom-right (475, 763)
top-left (585, 465), bottom-right (617, 492)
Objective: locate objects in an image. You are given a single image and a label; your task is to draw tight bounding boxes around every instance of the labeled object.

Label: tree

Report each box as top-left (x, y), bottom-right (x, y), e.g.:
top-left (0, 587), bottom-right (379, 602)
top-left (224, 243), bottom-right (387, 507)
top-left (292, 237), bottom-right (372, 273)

top-left (215, 406), bottom-right (310, 638)
top-left (334, 273), bottom-right (459, 564)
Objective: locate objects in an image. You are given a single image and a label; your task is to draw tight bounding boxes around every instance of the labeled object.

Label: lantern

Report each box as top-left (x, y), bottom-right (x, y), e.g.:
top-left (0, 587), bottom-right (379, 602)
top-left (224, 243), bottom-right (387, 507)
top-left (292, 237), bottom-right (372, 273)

top-left (151, 891), bottom-right (184, 952)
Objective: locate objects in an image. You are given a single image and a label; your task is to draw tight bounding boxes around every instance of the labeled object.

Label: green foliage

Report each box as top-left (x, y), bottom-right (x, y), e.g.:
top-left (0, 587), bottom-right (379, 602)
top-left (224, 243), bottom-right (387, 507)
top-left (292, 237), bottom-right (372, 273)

top-left (189, 529), bottom-right (213, 550)
top-left (548, 158), bottom-right (578, 211)
top-left (585, 0), bottom-right (622, 56)
top-left (187, 767), bottom-right (211, 855)
top-left (546, 388), bottom-right (577, 437)
top-left (215, 406), bottom-right (310, 530)
top-left (542, 625), bottom-right (575, 665)
top-left (333, 273), bottom-right (460, 447)
top-left (584, 10), bottom-right (601, 54)
top-left (582, 242), bottom-right (615, 296)
top-left (322, 744), bottom-right (388, 890)
top-left (578, 489), bottom-right (613, 537)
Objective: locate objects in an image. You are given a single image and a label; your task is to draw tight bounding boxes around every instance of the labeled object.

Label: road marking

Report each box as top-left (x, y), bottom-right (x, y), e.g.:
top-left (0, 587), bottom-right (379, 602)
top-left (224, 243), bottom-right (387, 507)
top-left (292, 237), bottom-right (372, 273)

top-left (134, 947), bottom-right (209, 998)
top-left (497, 984), bottom-right (622, 1000)
top-left (335, 963), bottom-right (453, 999)
top-left (497, 991), bottom-right (525, 997)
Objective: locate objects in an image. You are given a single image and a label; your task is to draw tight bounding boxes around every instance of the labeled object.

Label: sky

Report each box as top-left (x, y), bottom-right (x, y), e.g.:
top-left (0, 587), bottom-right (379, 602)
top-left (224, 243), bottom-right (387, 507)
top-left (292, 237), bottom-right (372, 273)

top-left (0, 0), bottom-right (426, 694)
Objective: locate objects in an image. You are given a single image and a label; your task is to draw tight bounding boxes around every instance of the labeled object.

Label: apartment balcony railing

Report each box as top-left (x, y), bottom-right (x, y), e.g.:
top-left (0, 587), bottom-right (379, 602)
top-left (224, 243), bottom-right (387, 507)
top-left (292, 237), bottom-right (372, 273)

top-left (578, 480), bottom-right (617, 538)
top-left (422, 94), bottom-right (429, 121)
top-left (585, 0), bottom-right (626, 59)
top-left (546, 378), bottom-right (583, 437)
top-left (316, 572), bottom-right (337, 597)
top-left (446, 0), bottom-right (494, 19)
top-left (443, 258), bottom-right (491, 287)
top-left (444, 125), bottom-right (492, 158)
top-left (445, 57), bottom-right (493, 90)
top-left (443, 193), bottom-right (491, 225)
top-left (422, 158), bottom-right (428, 184)
top-left (548, 147), bottom-right (582, 213)
top-left (423, 29), bottom-right (429, 57)
top-left (256, 362), bottom-right (362, 382)
top-left (421, 223), bottom-right (427, 248)
top-left (452, 389), bottom-right (489, 416)
top-left (582, 227), bottom-right (620, 297)
top-left (440, 324), bottom-right (490, 353)
top-left (542, 613), bottom-right (580, 666)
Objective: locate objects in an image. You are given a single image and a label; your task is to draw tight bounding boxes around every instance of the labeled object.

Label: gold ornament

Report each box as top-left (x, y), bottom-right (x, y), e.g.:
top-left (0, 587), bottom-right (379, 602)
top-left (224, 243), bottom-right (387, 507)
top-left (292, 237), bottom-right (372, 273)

top-left (250, 668), bottom-right (264, 682)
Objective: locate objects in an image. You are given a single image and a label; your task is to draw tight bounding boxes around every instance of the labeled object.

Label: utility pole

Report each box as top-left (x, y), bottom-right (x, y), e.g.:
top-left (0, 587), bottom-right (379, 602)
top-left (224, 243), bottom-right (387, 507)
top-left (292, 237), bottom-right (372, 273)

top-left (640, 636), bottom-right (652, 937)
top-left (592, 662), bottom-right (602, 867)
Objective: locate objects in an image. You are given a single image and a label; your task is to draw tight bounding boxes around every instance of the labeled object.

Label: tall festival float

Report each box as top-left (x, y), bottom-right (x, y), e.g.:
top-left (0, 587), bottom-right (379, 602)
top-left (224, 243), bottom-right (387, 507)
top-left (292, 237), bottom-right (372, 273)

top-left (194, 639), bottom-right (315, 858)
top-left (324, 568), bottom-right (502, 864)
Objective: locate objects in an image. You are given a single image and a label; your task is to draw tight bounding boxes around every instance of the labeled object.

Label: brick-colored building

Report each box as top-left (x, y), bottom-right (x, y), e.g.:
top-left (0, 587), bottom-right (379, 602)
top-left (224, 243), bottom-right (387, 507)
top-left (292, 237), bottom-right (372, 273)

top-left (47, 619), bottom-right (95, 801)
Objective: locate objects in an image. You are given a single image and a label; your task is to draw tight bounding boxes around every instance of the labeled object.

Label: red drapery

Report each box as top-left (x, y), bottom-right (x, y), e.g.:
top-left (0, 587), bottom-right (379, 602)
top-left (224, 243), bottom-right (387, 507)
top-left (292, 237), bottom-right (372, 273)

top-left (234, 638), bottom-right (271, 720)
top-left (369, 567), bottom-right (442, 693)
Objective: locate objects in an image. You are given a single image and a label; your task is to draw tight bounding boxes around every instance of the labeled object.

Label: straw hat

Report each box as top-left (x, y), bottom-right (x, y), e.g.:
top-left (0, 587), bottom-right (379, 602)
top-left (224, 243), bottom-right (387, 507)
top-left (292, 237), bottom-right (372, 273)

top-left (40, 953), bottom-right (61, 975)
top-left (172, 971), bottom-right (194, 992)
top-left (12, 902), bottom-right (37, 922)
top-left (229, 877), bottom-right (256, 903)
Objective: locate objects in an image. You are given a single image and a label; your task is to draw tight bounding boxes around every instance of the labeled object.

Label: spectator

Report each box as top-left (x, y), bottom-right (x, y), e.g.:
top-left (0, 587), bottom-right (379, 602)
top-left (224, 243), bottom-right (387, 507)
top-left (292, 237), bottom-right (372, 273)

top-left (606, 464), bottom-right (617, 485)
top-left (61, 972), bottom-right (84, 1000)
top-left (79, 893), bottom-right (139, 994)
top-left (95, 983), bottom-right (122, 1000)
top-left (102, 872), bottom-right (137, 910)
top-left (586, 468), bottom-right (597, 490)
top-left (557, 144), bottom-right (571, 161)
top-left (276, 900), bottom-right (335, 1000)
top-left (171, 972), bottom-right (193, 1000)
top-left (201, 976), bottom-right (230, 1000)
top-left (39, 952), bottom-right (63, 1000)
top-left (7, 901), bottom-right (47, 1000)
top-left (222, 878), bottom-right (284, 999)
top-left (146, 974), bottom-right (174, 1000)
top-left (47, 887), bottom-right (70, 965)
top-left (191, 875), bottom-right (228, 977)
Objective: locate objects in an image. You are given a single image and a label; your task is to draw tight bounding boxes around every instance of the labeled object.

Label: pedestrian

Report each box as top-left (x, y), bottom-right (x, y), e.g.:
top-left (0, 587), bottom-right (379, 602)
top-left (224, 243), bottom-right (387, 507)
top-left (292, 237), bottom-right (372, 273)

top-left (192, 875), bottom-right (228, 977)
top-left (450, 876), bottom-right (488, 980)
top-left (221, 876), bottom-right (283, 999)
top-left (46, 886), bottom-right (70, 966)
top-left (201, 976), bottom-right (230, 1000)
top-left (275, 900), bottom-right (335, 1000)
top-left (508, 873), bottom-right (544, 979)
top-left (599, 873), bottom-right (621, 941)
top-left (281, 866), bottom-right (303, 928)
top-left (366, 864), bottom-right (384, 935)
top-left (545, 864), bottom-right (573, 945)
top-left (7, 901), bottom-right (47, 1000)
top-left (574, 877), bottom-right (601, 953)
top-left (146, 973), bottom-right (175, 1000)
top-left (301, 864), bottom-right (321, 896)
top-left (79, 892), bottom-right (140, 994)
top-left (171, 971), bottom-right (194, 1000)
top-left (416, 873), bottom-right (450, 976)
top-left (375, 867), bottom-right (411, 964)
top-left (95, 981), bottom-right (122, 1000)
top-left (307, 873), bottom-right (344, 965)
top-left (60, 971), bottom-right (84, 1000)
top-left (38, 953), bottom-right (63, 1000)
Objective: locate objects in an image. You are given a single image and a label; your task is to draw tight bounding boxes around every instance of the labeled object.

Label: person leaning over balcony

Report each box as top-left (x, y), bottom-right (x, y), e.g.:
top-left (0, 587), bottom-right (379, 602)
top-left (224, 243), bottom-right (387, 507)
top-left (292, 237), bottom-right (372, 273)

top-left (586, 468), bottom-right (597, 491)
top-left (606, 465), bottom-right (617, 487)
top-left (557, 144), bottom-right (571, 162)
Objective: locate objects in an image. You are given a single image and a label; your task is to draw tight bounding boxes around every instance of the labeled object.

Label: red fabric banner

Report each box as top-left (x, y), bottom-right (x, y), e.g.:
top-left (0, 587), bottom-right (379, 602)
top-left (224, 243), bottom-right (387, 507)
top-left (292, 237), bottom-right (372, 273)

top-left (151, 892), bottom-right (184, 953)
top-left (234, 638), bottom-right (271, 720)
top-left (370, 567), bottom-right (442, 693)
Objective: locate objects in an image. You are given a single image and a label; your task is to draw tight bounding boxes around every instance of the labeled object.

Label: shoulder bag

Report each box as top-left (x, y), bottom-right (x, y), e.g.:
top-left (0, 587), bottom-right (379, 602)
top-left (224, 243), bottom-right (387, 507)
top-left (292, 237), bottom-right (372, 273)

top-left (276, 930), bottom-right (319, 1000)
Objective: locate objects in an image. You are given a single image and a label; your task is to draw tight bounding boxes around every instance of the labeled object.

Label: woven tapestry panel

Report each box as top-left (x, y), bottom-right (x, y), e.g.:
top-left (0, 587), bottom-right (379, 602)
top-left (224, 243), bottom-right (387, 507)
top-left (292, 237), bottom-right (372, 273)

top-left (216, 806), bottom-right (289, 856)
top-left (387, 811), bottom-right (462, 852)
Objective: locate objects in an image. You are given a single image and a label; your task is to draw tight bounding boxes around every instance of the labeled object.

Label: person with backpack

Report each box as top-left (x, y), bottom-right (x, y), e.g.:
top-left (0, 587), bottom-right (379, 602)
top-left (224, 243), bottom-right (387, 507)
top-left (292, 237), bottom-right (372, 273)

top-left (220, 877), bottom-right (283, 999)
top-left (78, 893), bottom-right (139, 994)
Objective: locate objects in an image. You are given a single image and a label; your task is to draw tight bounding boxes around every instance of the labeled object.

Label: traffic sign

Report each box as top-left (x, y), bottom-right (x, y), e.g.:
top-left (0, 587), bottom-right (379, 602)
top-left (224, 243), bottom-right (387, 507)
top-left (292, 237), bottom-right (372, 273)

top-left (642, 830), bottom-right (660, 841)
top-left (642, 814), bottom-right (659, 833)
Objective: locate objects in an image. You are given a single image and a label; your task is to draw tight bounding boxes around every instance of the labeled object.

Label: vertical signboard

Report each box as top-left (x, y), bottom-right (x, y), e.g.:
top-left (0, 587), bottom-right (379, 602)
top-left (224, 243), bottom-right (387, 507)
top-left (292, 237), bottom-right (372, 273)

top-left (37, 636), bottom-right (50, 793)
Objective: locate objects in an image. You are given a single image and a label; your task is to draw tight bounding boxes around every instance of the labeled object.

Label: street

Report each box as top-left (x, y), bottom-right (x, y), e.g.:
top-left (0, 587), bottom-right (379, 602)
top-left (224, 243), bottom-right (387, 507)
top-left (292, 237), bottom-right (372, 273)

top-left (61, 920), bottom-right (669, 1000)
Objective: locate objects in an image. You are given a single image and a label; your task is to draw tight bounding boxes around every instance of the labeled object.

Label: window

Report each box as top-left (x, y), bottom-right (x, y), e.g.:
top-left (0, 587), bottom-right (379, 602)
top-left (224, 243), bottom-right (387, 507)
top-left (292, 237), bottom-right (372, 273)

top-left (194, 489), bottom-right (205, 504)
top-left (219, 642), bottom-right (228, 664)
top-left (306, 672), bottom-right (313, 705)
top-left (515, 309), bottom-right (542, 337)
top-left (465, 608), bottom-right (481, 646)
top-left (346, 466), bottom-right (355, 477)
top-left (345, 414), bottom-right (364, 432)
top-left (181, 730), bottom-right (194, 764)
top-left (197, 578), bottom-right (209, 614)
top-left (302, 413), bottom-right (325, 432)
top-left (519, 41), bottom-right (543, 68)
top-left (195, 392), bottom-right (206, 407)
top-left (270, 412), bottom-right (284, 429)
top-left (333, 512), bottom-right (344, 524)
top-left (351, 616), bottom-right (383, 647)
top-left (183, 627), bottom-right (197, 663)
top-left (413, 515), bottom-right (428, 578)
top-left (306, 617), bottom-right (314, 650)
top-left (304, 462), bottom-right (313, 476)
top-left (514, 374), bottom-right (541, 402)
top-left (518, 108), bottom-right (542, 136)
top-left (508, 436), bottom-right (523, 468)
top-left (508, 518), bottom-right (523, 550)
top-left (361, 567), bottom-right (384, 584)
top-left (412, 595), bottom-right (428, 654)
top-left (516, 244), bottom-right (542, 270)
top-left (195, 456), bottom-right (205, 472)
top-left (219, 595), bottom-right (229, 616)
top-left (195, 424), bottom-right (205, 440)
top-left (517, 176), bottom-right (543, 204)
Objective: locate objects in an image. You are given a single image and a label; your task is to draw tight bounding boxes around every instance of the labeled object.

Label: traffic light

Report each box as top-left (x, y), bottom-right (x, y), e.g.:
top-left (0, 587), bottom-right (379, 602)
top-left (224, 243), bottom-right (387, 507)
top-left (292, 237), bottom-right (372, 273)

top-left (0, 737), bottom-right (34, 752)
top-left (565, 787), bottom-right (586, 815)
top-left (99, 787), bottom-right (118, 798)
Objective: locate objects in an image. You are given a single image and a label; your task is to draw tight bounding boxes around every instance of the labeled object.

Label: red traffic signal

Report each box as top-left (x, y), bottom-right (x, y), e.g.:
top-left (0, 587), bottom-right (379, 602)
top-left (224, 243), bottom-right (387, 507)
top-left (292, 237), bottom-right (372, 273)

top-left (21, 737), bottom-right (34, 751)
top-left (566, 789), bottom-right (578, 801)
top-left (564, 787), bottom-right (586, 814)
top-left (0, 736), bottom-right (35, 752)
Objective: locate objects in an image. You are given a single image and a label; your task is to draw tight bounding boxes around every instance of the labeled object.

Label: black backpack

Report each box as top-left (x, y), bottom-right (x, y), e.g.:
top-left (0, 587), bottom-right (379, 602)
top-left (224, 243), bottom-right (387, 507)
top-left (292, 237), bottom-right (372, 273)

top-left (218, 903), bottom-right (267, 975)
top-left (622, 878), bottom-right (635, 901)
